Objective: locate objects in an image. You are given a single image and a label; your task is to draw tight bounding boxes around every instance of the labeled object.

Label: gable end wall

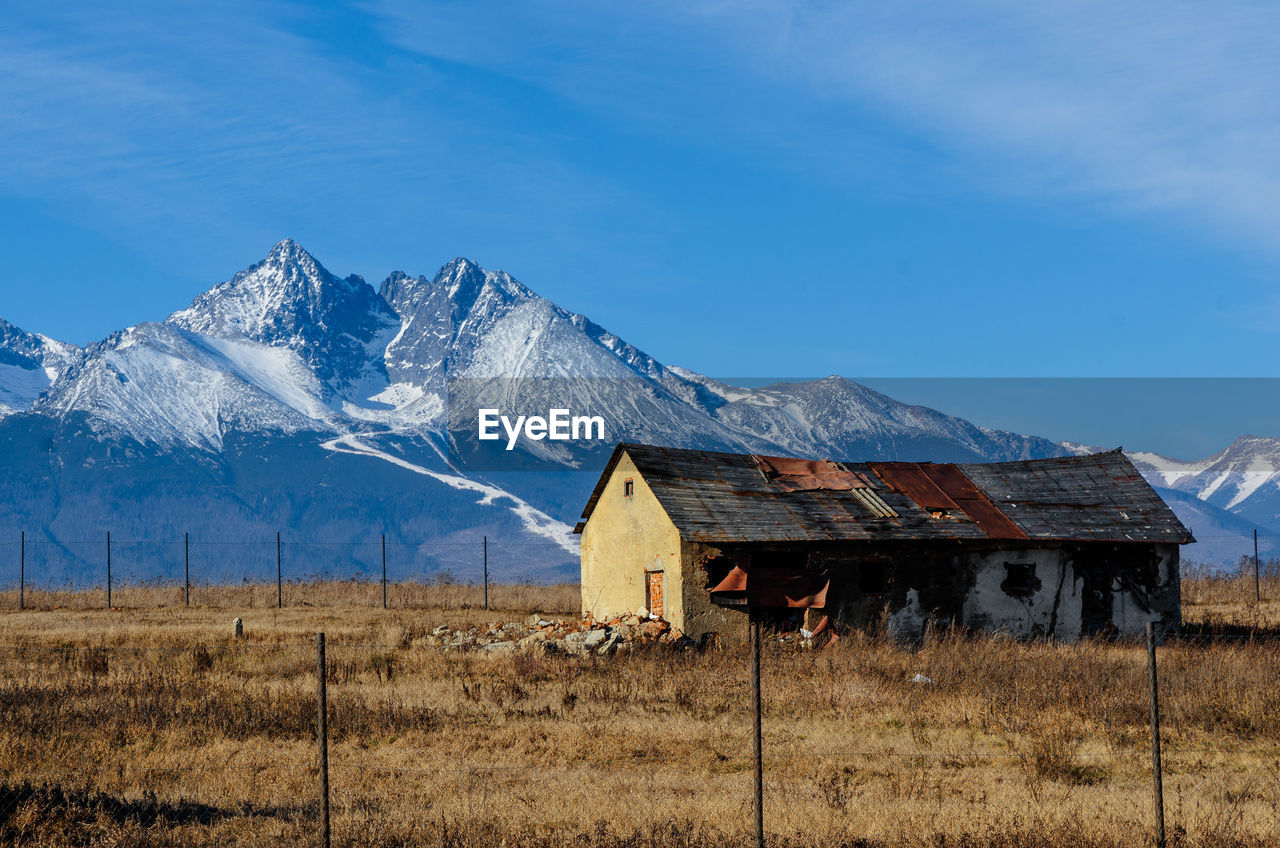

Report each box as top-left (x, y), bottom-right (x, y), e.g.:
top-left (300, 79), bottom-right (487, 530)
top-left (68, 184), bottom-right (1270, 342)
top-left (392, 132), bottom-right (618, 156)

top-left (579, 452), bottom-right (684, 627)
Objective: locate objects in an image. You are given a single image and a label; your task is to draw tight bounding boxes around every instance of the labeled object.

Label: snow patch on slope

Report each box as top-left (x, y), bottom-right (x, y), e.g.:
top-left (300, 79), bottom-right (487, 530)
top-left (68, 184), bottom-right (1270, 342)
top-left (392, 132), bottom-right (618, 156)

top-left (0, 362), bottom-right (53, 415)
top-left (1127, 437), bottom-right (1280, 531)
top-left (1223, 454), bottom-right (1280, 509)
top-left (1128, 451), bottom-right (1211, 488)
top-left (192, 335), bottom-right (334, 423)
top-left (320, 433), bottom-right (578, 555)
top-left (0, 322), bottom-right (82, 418)
top-left (40, 324), bottom-right (333, 451)
top-left (1059, 440), bottom-right (1103, 456)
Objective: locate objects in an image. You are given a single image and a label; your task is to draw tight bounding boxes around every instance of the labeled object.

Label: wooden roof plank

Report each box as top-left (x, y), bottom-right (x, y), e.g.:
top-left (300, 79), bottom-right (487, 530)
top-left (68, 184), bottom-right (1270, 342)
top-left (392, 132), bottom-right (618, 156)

top-left (578, 443), bottom-right (1194, 545)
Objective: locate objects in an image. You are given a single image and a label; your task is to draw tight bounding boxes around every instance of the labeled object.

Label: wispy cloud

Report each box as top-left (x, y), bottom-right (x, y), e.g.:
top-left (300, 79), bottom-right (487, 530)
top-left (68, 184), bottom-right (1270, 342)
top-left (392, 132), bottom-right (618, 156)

top-left (16, 0), bottom-right (1276, 259)
top-left (0, 5), bottom-right (390, 215)
top-left (370, 0), bottom-right (1280, 252)
top-left (7, 0), bottom-right (1280, 364)
top-left (0, 3), bottom-right (636, 276)
top-left (724, 1), bottom-right (1280, 246)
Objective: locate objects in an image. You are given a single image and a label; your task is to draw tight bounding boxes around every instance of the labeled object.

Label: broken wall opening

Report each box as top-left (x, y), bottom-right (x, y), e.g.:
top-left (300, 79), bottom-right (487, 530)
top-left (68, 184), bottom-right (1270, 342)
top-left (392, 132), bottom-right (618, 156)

top-left (1001, 562), bottom-right (1041, 598)
top-left (697, 541), bottom-right (975, 637)
top-left (1069, 543), bottom-right (1173, 637)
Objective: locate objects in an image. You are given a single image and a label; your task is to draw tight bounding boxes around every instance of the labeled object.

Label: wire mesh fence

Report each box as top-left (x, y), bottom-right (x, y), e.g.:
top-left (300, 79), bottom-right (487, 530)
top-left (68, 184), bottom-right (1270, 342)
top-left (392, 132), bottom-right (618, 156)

top-left (0, 535), bottom-right (577, 610)
top-left (0, 622), bottom-right (1277, 847)
top-left (4, 533), bottom-right (1280, 613)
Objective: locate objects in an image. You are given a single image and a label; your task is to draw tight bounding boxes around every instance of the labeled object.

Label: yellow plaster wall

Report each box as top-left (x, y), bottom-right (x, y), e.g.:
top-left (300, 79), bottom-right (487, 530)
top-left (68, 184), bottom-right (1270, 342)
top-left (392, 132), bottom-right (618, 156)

top-left (579, 452), bottom-right (684, 627)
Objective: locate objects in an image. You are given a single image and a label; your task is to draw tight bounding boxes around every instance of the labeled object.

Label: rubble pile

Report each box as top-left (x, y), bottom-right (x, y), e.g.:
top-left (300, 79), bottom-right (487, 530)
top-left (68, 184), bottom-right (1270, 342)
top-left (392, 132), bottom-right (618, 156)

top-left (423, 611), bottom-right (697, 655)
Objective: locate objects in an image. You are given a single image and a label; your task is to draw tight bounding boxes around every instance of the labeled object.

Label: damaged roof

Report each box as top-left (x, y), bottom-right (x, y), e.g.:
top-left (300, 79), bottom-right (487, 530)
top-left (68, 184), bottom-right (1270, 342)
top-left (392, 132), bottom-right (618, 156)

top-left (577, 443), bottom-right (1195, 545)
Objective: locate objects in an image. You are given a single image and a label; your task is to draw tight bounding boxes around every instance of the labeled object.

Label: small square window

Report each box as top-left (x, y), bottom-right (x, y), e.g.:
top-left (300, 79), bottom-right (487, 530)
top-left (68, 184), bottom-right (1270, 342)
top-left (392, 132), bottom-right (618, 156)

top-left (624, 478), bottom-right (634, 497)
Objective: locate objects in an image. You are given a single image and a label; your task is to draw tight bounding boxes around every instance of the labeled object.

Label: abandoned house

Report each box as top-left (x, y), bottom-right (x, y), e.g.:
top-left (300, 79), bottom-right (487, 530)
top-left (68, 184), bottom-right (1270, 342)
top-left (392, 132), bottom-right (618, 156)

top-left (574, 442), bottom-right (1193, 643)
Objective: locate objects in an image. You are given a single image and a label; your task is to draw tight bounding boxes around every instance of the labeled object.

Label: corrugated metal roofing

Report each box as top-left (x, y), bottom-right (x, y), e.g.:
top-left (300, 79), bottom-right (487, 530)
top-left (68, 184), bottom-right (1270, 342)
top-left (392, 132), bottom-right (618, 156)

top-left (577, 443), bottom-right (1194, 545)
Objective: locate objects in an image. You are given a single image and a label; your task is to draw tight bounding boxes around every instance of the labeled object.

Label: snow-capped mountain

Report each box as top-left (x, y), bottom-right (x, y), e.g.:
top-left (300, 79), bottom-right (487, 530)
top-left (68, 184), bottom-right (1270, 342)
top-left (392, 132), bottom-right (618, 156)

top-left (169, 239), bottom-right (400, 400)
top-left (30, 240), bottom-right (1059, 472)
top-left (0, 318), bottom-right (80, 418)
top-left (1130, 436), bottom-right (1280, 530)
top-left (375, 255), bottom-right (748, 465)
top-left (1151, 486), bottom-right (1280, 567)
top-left (39, 323), bottom-right (335, 452)
top-left (5, 238), bottom-right (1258, 581)
top-left (684, 373), bottom-right (1059, 463)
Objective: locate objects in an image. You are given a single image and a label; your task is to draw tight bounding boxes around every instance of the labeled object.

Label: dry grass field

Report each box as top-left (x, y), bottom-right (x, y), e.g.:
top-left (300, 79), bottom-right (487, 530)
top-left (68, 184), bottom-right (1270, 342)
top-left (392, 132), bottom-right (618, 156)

top-left (1181, 571), bottom-right (1280, 629)
top-left (0, 575), bottom-right (1277, 847)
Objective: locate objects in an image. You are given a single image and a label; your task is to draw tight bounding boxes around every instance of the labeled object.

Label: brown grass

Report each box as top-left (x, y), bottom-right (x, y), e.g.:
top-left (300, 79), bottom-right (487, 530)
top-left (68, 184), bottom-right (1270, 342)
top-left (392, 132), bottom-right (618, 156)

top-left (0, 576), bottom-right (1276, 847)
top-left (1181, 571), bottom-right (1280, 630)
top-left (0, 579), bottom-right (581, 615)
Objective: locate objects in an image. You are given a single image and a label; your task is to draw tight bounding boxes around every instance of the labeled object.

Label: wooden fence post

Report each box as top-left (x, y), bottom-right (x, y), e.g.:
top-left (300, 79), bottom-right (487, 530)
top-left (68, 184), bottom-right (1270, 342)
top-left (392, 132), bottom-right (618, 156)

top-left (1146, 621), bottom-right (1166, 848)
top-left (106, 532), bottom-right (112, 610)
top-left (483, 536), bottom-right (488, 611)
top-left (276, 532), bottom-right (282, 609)
top-left (184, 532), bottom-right (190, 607)
top-left (381, 534), bottom-right (387, 610)
top-left (19, 531), bottom-right (24, 610)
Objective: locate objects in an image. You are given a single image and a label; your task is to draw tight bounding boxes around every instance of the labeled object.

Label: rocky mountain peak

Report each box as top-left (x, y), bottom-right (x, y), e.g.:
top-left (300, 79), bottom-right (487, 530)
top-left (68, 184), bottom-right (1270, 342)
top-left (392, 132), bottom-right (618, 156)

top-left (0, 317), bottom-right (46, 370)
top-left (379, 258), bottom-right (512, 319)
top-left (264, 236), bottom-right (315, 266)
top-left (434, 257), bottom-right (492, 314)
top-left (168, 241), bottom-right (397, 391)
top-left (378, 270), bottom-right (423, 311)
top-left (0, 317), bottom-right (83, 417)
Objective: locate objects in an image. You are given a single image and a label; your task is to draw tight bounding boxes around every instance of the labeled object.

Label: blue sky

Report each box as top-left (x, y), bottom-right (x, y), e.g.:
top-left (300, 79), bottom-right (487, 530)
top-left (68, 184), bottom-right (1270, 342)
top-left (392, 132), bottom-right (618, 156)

top-left (3, 2), bottom-right (1280, 449)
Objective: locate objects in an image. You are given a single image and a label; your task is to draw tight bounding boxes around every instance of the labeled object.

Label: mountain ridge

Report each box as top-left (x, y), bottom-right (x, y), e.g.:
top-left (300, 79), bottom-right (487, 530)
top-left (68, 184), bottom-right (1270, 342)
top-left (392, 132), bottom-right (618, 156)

top-left (0, 240), bottom-right (1266, 574)
top-left (0, 318), bottom-right (81, 419)
top-left (1130, 435), bottom-right (1280, 529)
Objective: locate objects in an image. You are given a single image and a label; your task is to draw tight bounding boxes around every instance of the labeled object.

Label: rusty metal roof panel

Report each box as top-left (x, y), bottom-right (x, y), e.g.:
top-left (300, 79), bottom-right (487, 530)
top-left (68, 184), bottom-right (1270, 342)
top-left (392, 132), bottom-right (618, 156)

top-left (752, 454), bottom-right (874, 492)
top-left (868, 463), bottom-right (960, 512)
top-left (870, 462), bottom-right (1029, 540)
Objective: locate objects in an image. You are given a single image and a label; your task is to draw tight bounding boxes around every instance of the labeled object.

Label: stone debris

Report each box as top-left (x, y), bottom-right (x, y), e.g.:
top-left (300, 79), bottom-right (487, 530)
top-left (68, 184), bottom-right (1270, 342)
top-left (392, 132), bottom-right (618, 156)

top-left (423, 612), bottom-right (696, 655)
top-left (597, 633), bottom-right (622, 656)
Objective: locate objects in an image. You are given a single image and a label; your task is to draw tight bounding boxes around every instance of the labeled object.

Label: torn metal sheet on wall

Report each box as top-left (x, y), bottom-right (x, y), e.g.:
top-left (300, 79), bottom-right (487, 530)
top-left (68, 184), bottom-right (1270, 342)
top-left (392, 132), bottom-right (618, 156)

top-left (709, 564), bottom-right (830, 608)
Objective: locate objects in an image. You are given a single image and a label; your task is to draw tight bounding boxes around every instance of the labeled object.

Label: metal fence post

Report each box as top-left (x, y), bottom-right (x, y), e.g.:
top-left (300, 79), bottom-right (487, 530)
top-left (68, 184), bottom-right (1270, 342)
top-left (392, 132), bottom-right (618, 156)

top-left (106, 531), bottom-right (112, 610)
top-left (1254, 528), bottom-right (1260, 603)
top-left (185, 532), bottom-right (190, 607)
top-left (316, 632), bottom-right (330, 848)
top-left (277, 531), bottom-right (283, 609)
top-left (381, 534), bottom-right (387, 610)
top-left (750, 613), bottom-right (764, 848)
top-left (1146, 621), bottom-right (1166, 848)
top-left (19, 531), bottom-right (24, 610)
top-left (483, 535), bottom-right (488, 611)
